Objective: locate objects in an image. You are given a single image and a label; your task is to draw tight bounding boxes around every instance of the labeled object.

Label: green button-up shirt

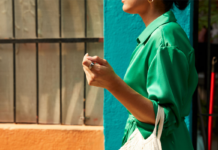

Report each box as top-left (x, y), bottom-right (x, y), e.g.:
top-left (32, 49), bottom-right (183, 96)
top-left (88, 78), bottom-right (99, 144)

top-left (121, 10), bottom-right (198, 150)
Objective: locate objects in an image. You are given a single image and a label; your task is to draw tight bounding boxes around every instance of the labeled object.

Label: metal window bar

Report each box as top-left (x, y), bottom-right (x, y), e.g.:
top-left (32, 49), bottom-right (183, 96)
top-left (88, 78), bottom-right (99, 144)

top-left (35, 0), bottom-right (39, 124)
top-left (83, 0), bottom-right (87, 125)
top-left (0, 38), bottom-right (103, 44)
top-left (59, 0), bottom-right (62, 125)
top-left (12, 0), bottom-right (16, 123)
top-left (0, 0), bottom-right (103, 124)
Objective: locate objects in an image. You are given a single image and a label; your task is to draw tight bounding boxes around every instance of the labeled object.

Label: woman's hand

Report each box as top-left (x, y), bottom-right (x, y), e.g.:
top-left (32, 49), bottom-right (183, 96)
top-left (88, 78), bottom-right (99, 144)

top-left (82, 53), bottom-right (155, 124)
top-left (82, 53), bottom-right (119, 90)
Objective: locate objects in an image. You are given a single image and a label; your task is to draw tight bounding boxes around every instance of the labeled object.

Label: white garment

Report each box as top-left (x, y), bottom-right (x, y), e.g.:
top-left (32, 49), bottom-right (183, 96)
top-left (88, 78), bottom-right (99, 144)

top-left (119, 105), bottom-right (164, 150)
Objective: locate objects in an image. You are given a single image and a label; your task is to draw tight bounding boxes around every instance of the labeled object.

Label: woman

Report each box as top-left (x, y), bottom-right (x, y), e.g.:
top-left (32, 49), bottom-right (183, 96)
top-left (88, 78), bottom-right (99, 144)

top-left (82, 0), bottom-right (198, 149)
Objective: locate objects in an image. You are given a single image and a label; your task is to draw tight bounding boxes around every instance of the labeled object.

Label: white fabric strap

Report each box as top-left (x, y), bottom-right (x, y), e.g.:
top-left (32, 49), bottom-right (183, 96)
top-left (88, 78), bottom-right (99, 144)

top-left (119, 105), bottom-right (165, 150)
top-left (153, 106), bottom-right (164, 140)
top-left (157, 107), bottom-right (164, 140)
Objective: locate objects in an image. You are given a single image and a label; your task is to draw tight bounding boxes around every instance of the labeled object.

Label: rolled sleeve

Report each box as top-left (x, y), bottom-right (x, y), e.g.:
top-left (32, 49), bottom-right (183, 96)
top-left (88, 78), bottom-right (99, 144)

top-left (136, 46), bottom-right (189, 138)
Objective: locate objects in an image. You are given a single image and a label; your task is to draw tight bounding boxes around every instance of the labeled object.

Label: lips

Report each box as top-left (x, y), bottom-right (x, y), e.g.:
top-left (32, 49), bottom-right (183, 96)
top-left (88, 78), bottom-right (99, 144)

top-left (122, 0), bottom-right (125, 3)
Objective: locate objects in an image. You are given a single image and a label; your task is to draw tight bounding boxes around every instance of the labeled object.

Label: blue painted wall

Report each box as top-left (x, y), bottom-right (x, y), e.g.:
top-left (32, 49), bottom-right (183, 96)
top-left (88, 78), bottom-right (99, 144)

top-left (103, 1), bottom-right (194, 150)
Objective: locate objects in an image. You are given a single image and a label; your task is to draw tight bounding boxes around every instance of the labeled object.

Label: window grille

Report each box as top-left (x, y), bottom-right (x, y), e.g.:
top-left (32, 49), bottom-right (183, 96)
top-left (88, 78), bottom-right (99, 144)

top-left (0, 0), bottom-right (103, 125)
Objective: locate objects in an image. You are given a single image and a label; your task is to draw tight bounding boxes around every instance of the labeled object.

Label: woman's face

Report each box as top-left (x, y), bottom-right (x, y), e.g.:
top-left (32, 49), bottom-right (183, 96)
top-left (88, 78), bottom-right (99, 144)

top-left (122, 0), bottom-right (149, 14)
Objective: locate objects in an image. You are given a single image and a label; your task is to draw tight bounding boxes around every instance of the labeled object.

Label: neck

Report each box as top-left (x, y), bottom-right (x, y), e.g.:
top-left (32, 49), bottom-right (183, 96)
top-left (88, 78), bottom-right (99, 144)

top-left (139, 4), bottom-right (166, 27)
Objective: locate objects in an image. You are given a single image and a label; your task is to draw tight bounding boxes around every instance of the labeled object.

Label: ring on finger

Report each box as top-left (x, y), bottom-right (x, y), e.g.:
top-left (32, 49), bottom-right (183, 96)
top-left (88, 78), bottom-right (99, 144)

top-left (89, 62), bottom-right (95, 70)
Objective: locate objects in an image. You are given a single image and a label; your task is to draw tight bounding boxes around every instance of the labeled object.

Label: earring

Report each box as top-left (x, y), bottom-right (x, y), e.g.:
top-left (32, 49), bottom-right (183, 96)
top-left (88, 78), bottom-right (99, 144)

top-left (148, 0), bottom-right (153, 3)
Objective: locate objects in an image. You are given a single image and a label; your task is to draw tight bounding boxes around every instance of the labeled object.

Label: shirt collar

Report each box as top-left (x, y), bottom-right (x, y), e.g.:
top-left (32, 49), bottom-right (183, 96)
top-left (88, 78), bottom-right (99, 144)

top-left (137, 10), bottom-right (177, 44)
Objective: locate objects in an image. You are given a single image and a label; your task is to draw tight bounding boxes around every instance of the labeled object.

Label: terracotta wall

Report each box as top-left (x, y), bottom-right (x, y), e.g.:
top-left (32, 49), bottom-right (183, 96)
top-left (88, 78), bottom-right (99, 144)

top-left (0, 124), bottom-right (104, 150)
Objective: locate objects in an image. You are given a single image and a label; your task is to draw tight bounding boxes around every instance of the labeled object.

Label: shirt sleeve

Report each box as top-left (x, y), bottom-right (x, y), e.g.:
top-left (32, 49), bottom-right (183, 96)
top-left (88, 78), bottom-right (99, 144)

top-left (135, 46), bottom-right (190, 138)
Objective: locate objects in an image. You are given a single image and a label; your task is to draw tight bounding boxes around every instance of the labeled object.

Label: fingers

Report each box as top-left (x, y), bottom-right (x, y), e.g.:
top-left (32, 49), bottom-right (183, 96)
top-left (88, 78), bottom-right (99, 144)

top-left (82, 53), bottom-right (93, 68)
top-left (83, 66), bottom-right (100, 86)
top-left (82, 54), bottom-right (105, 71)
top-left (83, 66), bottom-right (92, 80)
top-left (86, 55), bottom-right (107, 65)
top-left (82, 53), bottom-right (102, 75)
top-left (82, 53), bottom-right (101, 86)
top-left (82, 59), bottom-right (92, 68)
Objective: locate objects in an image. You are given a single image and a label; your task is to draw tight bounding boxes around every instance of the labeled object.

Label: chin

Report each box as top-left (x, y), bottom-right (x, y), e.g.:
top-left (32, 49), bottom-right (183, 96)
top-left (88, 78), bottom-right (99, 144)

top-left (122, 5), bottom-right (135, 14)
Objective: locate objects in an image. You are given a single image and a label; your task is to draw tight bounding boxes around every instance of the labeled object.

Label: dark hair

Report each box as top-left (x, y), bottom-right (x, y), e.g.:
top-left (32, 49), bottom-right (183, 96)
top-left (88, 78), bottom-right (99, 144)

top-left (162, 0), bottom-right (190, 11)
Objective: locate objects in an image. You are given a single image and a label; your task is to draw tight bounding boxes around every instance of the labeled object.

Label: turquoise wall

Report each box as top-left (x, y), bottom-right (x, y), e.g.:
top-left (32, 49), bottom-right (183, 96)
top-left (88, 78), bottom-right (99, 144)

top-left (103, 1), bottom-right (194, 150)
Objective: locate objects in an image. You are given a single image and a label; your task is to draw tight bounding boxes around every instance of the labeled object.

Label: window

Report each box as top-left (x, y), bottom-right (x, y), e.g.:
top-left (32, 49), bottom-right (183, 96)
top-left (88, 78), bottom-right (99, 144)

top-left (0, 0), bottom-right (103, 125)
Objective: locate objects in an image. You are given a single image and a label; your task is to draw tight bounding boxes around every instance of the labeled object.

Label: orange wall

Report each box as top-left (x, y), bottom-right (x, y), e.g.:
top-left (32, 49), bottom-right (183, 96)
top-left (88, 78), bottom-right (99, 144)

top-left (0, 124), bottom-right (104, 150)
